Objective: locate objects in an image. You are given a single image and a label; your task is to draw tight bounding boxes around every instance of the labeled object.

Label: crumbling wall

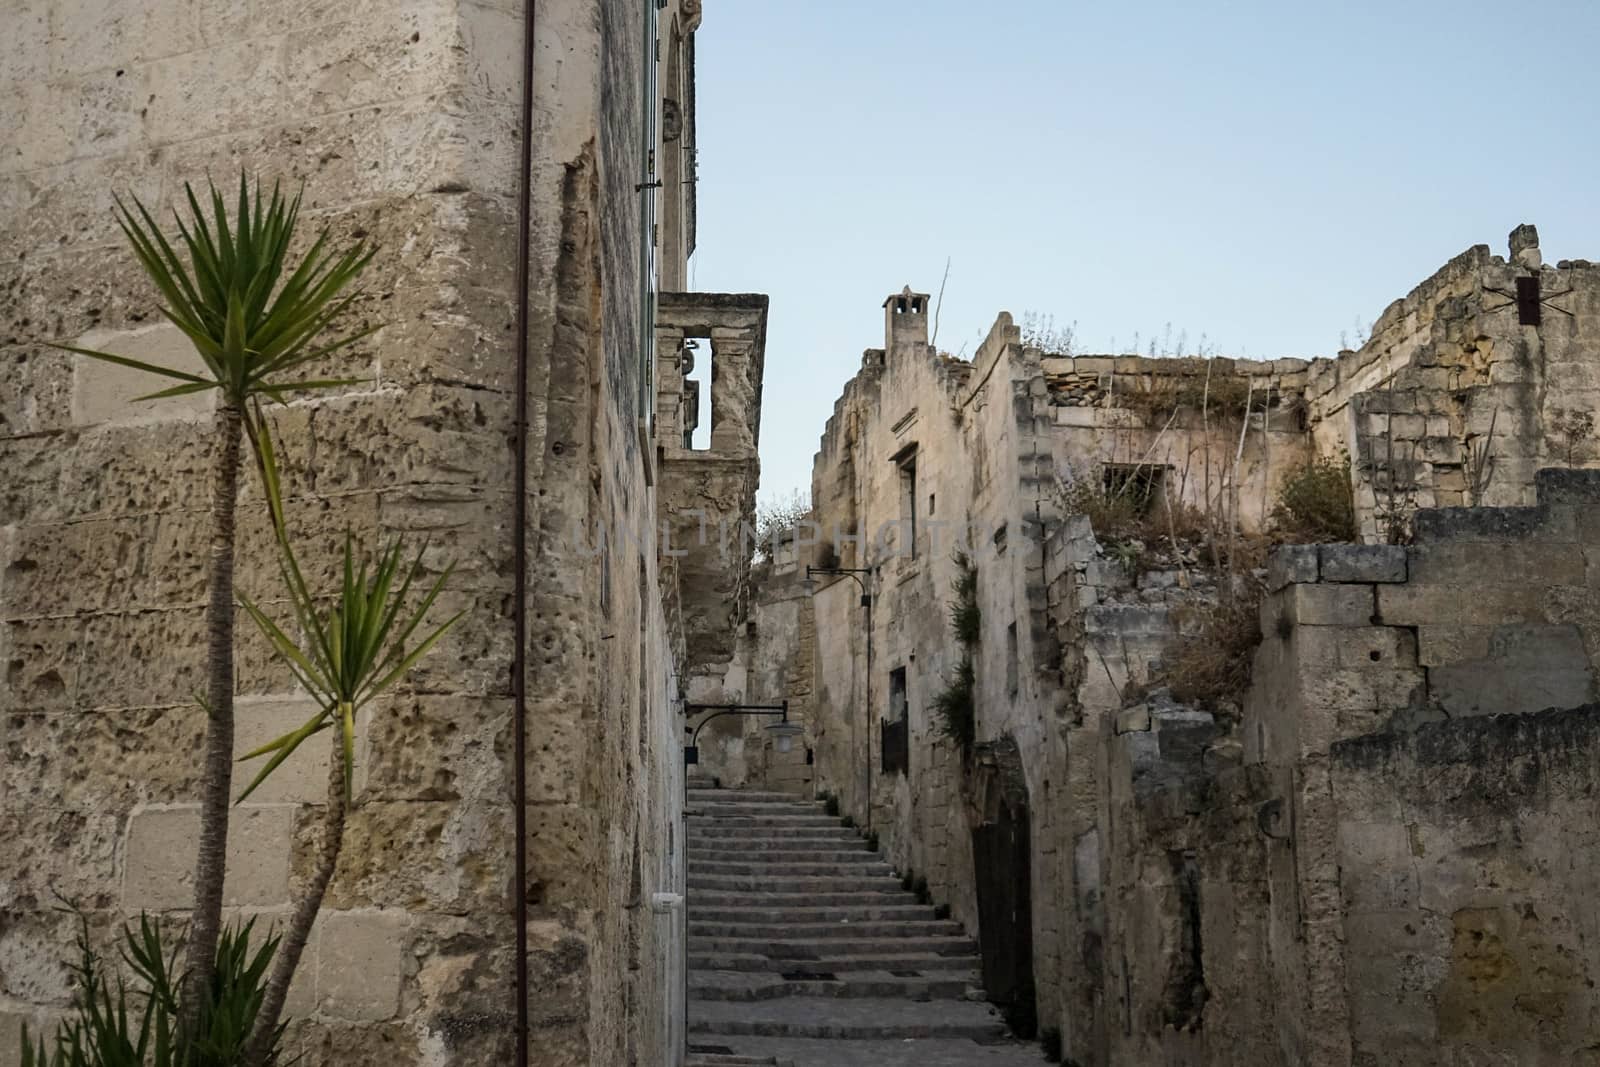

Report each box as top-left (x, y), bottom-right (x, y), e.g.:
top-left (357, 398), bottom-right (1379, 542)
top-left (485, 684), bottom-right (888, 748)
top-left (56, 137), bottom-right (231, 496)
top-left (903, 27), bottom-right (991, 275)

top-left (1040, 354), bottom-right (1314, 533)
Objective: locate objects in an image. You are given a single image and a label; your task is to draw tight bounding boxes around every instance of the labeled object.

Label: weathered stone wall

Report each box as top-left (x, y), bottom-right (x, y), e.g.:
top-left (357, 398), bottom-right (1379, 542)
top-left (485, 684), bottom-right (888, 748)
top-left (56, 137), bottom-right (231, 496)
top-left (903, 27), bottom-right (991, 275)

top-left (1303, 229), bottom-right (1600, 540)
top-left (0, 1), bottom-right (721, 1064)
top-left (1331, 705), bottom-right (1600, 1067)
top-left (762, 232), bottom-right (1600, 1064)
top-left (1039, 353), bottom-right (1314, 534)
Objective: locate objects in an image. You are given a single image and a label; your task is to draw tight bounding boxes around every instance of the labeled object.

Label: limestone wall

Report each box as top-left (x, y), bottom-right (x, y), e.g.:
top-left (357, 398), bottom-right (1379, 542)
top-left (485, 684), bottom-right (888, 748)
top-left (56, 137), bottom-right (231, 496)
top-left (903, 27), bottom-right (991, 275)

top-left (765, 232), bottom-right (1600, 1063)
top-left (0, 1), bottom-right (714, 1064)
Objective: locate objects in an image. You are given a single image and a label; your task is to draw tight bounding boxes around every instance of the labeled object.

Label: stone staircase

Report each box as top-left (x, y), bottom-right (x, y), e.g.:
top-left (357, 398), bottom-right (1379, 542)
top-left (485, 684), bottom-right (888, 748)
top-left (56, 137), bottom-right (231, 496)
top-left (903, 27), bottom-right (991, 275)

top-left (685, 786), bottom-right (1009, 1065)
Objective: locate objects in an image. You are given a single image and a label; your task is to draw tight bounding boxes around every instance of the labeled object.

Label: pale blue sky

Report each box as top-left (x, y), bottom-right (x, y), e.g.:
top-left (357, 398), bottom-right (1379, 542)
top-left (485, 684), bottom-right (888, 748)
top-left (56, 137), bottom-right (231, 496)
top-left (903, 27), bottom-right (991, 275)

top-left (691, 0), bottom-right (1600, 502)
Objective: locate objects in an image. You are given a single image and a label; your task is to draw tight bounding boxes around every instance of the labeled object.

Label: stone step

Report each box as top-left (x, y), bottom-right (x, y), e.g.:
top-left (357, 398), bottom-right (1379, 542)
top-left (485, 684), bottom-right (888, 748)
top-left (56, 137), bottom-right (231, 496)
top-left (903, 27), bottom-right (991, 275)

top-left (690, 874), bottom-right (905, 893)
top-left (692, 890), bottom-right (921, 908)
top-left (693, 904), bottom-right (937, 924)
top-left (690, 935), bottom-right (977, 958)
top-left (689, 996), bottom-right (1008, 1040)
top-left (689, 810), bottom-right (842, 825)
top-left (685, 1051), bottom-right (779, 1067)
top-left (690, 825), bottom-right (861, 841)
top-left (689, 970), bottom-right (972, 1002)
top-left (689, 860), bottom-right (894, 879)
top-left (688, 789), bottom-right (808, 804)
top-left (689, 846), bottom-right (875, 862)
top-left (690, 951), bottom-right (980, 974)
top-left (692, 920), bottom-right (965, 940)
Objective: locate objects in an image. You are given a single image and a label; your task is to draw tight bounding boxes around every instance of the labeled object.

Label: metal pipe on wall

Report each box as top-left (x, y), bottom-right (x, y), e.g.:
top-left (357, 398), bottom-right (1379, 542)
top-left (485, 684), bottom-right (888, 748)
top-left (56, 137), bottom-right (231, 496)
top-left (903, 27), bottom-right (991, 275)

top-left (511, 0), bottom-right (539, 1062)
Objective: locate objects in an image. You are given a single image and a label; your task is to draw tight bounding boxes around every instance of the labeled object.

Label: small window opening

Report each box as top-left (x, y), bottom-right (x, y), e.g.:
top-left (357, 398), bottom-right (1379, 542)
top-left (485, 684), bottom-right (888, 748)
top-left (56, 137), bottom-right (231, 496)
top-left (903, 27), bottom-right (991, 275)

top-left (1103, 463), bottom-right (1166, 515)
top-left (1006, 622), bottom-right (1019, 699)
top-left (928, 493), bottom-right (936, 516)
top-left (689, 345), bottom-right (713, 450)
top-left (897, 451), bottom-right (918, 558)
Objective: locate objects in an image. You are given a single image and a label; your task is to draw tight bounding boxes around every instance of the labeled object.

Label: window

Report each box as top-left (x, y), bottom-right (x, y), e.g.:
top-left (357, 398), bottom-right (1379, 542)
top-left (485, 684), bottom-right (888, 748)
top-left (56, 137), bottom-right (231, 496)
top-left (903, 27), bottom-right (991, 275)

top-left (882, 667), bottom-right (909, 776)
top-left (1006, 622), bottom-right (1019, 700)
top-left (1103, 463), bottom-right (1166, 515)
top-left (896, 449), bottom-right (918, 558)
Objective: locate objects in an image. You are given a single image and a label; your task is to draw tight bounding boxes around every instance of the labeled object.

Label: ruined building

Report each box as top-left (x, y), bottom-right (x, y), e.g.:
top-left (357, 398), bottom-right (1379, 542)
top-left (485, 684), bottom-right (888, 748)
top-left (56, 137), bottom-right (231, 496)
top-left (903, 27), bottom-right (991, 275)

top-left (1, 1), bottom-right (765, 1065)
top-left (721, 227), bottom-right (1600, 1065)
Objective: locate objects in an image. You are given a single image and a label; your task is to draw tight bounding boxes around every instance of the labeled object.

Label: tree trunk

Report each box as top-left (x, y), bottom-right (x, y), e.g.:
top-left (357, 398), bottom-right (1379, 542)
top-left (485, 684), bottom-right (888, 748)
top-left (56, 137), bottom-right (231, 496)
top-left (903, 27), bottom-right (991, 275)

top-left (244, 721), bottom-right (350, 1067)
top-left (183, 401), bottom-right (243, 1025)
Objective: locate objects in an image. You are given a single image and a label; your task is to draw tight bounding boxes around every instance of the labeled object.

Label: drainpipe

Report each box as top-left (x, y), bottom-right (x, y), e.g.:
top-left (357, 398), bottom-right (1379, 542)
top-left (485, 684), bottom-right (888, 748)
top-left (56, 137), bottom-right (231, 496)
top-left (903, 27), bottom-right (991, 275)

top-left (511, 1), bottom-right (539, 1064)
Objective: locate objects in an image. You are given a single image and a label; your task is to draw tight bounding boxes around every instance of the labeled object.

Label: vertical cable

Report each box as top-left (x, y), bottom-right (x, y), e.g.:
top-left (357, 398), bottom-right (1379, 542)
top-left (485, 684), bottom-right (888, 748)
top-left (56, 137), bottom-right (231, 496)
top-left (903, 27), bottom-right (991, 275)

top-left (511, 0), bottom-right (538, 1063)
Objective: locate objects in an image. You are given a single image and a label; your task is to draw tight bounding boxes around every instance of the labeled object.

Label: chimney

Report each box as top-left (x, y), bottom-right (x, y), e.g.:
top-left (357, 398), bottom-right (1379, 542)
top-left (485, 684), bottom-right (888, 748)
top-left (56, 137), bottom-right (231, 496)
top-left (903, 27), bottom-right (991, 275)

top-left (883, 286), bottom-right (931, 348)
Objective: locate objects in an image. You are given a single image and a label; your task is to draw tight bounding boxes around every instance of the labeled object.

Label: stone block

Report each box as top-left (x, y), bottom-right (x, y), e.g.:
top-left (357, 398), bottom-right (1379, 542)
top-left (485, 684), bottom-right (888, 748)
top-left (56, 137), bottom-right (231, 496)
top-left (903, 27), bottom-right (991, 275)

top-left (1266, 544), bottom-right (1319, 591)
top-left (318, 910), bottom-right (408, 1022)
top-left (1428, 622), bottom-right (1593, 717)
top-left (358, 695), bottom-right (513, 805)
top-left (0, 434), bottom-right (64, 527)
top-left (142, 38), bottom-right (289, 146)
top-left (1377, 582), bottom-right (1546, 627)
top-left (2, 615), bottom-right (83, 711)
top-left (235, 696), bottom-right (336, 805)
top-left (2, 707), bottom-right (203, 812)
top-left (1415, 624), bottom-right (1493, 667)
top-left (56, 418), bottom-right (216, 519)
top-left (0, 344), bottom-right (72, 436)
top-left (70, 325), bottom-right (215, 427)
top-left (79, 606), bottom-right (207, 710)
top-left (1, 516), bottom-right (158, 617)
top-left (1408, 540), bottom-right (1583, 587)
top-left (319, 801), bottom-right (510, 915)
top-left (123, 805), bottom-right (294, 910)
top-left (1114, 706), bottom-right (1151, 734)
top-left (1285, 583), bottom-right (1374, 627)
top-left (1337, 823), bottom-right (1419, 910)
top-left (1319, 544), bottom-right (1406, 584)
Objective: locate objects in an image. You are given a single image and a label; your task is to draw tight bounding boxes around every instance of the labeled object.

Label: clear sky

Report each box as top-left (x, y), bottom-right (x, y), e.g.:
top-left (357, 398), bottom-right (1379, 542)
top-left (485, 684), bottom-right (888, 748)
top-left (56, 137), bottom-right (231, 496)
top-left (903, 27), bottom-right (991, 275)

top-left (690, 0), bottom-right (1600, 503)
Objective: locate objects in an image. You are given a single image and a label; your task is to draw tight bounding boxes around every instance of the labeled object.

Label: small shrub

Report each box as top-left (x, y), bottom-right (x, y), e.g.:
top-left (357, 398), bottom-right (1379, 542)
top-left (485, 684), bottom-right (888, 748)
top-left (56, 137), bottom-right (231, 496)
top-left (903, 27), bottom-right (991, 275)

top-left (1159, 579), bottom-right (1265, 713)
top-left (1272, 453), bottom-right (1356, 543)
top-left (1116, 359), bottom-right (1258, 424)
top-left (864, 830), bottom-right (880, 852)
top-left (823, 794), bottom-right (840, 817)
top-left (932, 653), bottom-right (976, 752)
top-left (840, 814), bottom-right (855, 829)
top-left (913, 876), bottom-right (931, 905)
top-left (950, 552), bottom-right (981, 646)
top-left (901, 871), bottom-right (915, 892)
top-left (1057, 472), bottom-right (1148, 545)
top-left (933, 903), bottom-right (951, 921)
top-left (1040, 1027), bottom-right (1064, 1062)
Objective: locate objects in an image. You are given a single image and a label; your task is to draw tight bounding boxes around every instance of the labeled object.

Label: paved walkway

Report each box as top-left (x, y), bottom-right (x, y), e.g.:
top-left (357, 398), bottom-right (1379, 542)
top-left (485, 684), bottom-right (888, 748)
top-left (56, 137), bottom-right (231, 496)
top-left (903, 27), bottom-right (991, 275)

top-left (684, 786), bottom-right (1042, 1067)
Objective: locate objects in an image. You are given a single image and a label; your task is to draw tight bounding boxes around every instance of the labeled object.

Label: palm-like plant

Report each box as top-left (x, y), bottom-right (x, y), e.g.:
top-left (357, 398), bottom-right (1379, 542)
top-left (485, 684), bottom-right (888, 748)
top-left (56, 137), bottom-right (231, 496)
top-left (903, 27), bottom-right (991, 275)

top-left (52, 174), bottom-right (376, 1012)
top-left (232, 416), bottom-right (460, 1067)
top-left (21, 910), bottom-right (284, 1067)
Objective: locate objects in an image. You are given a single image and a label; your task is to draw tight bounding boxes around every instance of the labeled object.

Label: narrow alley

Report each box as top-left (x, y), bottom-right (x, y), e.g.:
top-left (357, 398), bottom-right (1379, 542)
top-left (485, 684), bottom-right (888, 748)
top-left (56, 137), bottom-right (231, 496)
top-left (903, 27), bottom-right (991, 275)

top-left (684, 787), bottom-right (1044, 1067)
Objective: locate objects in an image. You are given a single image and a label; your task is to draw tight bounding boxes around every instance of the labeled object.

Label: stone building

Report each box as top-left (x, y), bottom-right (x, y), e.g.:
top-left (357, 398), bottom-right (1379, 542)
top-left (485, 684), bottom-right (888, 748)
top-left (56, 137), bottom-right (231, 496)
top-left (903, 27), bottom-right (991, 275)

top-left (737, 228), bottom-right (1600, 1064)
top-left (1, 2), bottom-right (764, 1066)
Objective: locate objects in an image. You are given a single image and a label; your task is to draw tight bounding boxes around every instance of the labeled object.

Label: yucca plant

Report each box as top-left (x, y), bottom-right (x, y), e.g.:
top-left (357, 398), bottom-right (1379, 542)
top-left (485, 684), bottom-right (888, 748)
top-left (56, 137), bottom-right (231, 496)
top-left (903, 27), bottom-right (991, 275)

top-left (51, 173), bottom-right (376, 1012)
top-left (232, 416), bottom-right (460, 1067)
top-left (20, 910), bottom-right (284, 1067)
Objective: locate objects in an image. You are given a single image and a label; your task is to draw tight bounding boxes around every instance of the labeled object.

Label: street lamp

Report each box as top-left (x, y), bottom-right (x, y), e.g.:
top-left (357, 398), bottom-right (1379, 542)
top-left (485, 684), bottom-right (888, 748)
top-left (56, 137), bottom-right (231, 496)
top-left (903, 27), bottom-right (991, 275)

top-left (801, 564), bottom-right (876, 832)
top-left (683, 700), bottom-right (798, 766)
